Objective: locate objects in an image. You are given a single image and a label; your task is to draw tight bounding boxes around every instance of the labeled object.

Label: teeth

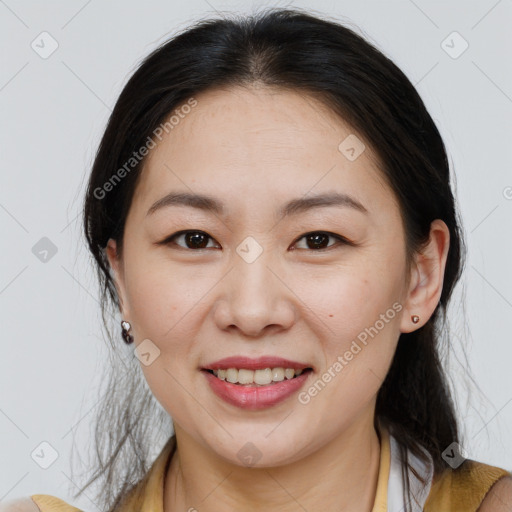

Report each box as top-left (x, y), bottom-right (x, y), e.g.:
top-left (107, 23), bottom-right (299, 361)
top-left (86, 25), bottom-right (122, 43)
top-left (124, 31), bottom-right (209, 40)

top-left (211, 367), bottom-right (307, 385)
top-left (254, 368), bottom-right (272, 385)
top-left (226, 368), bottom-right (238, 383)
top-left (238, 369), bottom-right (254, 384)
top-left (272, 368), bottom-right (284, 381)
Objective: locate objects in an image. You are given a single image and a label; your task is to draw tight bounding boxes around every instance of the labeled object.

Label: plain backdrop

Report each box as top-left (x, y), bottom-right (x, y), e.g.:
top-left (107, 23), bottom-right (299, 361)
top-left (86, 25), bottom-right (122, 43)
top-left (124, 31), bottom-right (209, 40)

top-left (1, 0), bottom-right (511, 509)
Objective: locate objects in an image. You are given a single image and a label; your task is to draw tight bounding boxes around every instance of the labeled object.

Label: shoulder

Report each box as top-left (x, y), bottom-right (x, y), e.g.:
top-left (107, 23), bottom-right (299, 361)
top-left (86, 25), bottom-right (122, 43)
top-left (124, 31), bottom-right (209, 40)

top-left (0, 497), bottom-right (41, 511)
top-left (0, 496), bottom-right (82, 512)
top-left (425, 459), bottom-right (512, 512)
top-left (478, 476), bottom-right (512, 512)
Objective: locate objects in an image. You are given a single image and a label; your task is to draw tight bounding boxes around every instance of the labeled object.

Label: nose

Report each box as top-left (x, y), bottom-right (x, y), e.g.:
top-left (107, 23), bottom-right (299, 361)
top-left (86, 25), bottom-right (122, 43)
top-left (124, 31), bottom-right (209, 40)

top-left (213, 253), bottom-right (297, 338)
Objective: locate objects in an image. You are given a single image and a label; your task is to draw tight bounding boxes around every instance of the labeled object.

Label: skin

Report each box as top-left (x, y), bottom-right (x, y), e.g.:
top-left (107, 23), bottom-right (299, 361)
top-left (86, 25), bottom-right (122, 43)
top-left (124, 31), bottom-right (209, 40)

top-left (106, 85), bottom-right (450, 512)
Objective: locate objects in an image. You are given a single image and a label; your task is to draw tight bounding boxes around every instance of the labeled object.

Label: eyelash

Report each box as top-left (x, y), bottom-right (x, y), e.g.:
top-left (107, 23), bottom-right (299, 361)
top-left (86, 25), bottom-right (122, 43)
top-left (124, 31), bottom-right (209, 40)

top-left (158, 230), bottom-right (353, 252)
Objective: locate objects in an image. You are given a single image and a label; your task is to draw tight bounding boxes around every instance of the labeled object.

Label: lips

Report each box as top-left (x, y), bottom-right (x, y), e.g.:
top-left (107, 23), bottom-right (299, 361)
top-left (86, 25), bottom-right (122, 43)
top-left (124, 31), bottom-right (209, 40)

top-left (200, 355), bottom-right (314, 410)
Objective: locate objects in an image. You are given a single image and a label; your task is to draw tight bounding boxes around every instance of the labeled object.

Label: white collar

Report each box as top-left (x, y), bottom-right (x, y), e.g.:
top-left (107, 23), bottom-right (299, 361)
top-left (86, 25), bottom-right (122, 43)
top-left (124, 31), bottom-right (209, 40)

top-left (387, 432), bottom-right (435, 511)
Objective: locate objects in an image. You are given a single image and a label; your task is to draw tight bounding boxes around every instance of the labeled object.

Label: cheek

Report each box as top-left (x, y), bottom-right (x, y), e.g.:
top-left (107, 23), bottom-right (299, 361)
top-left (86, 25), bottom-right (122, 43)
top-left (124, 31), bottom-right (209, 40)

top-left (299, 266), bottom-right (400, 347)
top-left (121, 255), bottom-right (213, 418)
top-left (122, 247), bottom-right (215, 341)
top-left (298, 276), bottom-right (401, 432)
top-left (297, 266), bottom-right (402, 402)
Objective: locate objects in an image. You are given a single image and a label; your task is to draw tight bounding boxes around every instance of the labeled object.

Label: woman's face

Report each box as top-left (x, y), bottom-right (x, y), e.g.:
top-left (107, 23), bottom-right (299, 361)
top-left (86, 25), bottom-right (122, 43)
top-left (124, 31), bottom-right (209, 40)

top-left (107, 86), bottom-right (417, 466)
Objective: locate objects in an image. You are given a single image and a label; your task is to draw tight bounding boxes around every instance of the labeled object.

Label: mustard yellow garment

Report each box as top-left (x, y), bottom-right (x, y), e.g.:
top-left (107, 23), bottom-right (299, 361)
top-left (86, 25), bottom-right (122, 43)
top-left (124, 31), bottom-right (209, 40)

top-left (424, 458), bottom-right (512, 511)
top-left (31, 429), bottom-right (511, 511)
top-left (28, 496), bottom-right (82, 512)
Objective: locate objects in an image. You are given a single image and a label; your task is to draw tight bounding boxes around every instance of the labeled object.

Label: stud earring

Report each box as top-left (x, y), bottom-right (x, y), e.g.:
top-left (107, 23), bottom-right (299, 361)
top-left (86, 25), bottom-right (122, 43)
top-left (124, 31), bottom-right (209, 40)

top-left (411, 315), bottom-right (420, 324)
top-left (121, 320), bottom-right (134, 344)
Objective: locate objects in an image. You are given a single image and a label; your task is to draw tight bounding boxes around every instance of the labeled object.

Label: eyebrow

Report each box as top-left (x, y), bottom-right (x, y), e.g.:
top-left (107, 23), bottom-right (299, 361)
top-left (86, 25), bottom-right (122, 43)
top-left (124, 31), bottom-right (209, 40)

top-left (146, 191), bottom-right (368, 218)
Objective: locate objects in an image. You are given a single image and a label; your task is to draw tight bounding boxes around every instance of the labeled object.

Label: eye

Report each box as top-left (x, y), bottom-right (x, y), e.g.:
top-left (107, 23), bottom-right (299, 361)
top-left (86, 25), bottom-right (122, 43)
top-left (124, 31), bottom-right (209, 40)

top-left (292, 231), bottom-right (349, 251)
top-left (161, 230), bottom-right (220, 250)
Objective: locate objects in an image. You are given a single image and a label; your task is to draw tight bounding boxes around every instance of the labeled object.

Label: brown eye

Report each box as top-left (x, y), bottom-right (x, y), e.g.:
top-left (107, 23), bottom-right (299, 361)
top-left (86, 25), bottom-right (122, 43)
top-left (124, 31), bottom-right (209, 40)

top-left (293, 231), bottom-right (347, 251)
top-left (164, 231), bottom-right (220, 250)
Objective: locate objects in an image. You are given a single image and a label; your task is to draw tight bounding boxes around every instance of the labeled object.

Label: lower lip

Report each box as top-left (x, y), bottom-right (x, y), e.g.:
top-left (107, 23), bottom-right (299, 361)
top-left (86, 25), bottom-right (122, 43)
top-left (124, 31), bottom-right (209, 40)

top-left (202, 370), bottom-right (312, 410)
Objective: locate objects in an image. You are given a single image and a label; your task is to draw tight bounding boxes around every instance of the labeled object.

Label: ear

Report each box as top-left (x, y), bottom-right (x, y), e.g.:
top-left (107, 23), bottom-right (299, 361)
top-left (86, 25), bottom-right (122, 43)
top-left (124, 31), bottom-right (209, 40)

top-left (400, 219), bottom-right (450, 333)
top-left (106, 239), bottom-right (129, 318)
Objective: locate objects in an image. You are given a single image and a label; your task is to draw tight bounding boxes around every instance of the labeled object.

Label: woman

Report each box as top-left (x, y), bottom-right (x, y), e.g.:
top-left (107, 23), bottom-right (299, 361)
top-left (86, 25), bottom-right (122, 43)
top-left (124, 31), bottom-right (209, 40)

top-left (6, 7), bottom-right (511, 512)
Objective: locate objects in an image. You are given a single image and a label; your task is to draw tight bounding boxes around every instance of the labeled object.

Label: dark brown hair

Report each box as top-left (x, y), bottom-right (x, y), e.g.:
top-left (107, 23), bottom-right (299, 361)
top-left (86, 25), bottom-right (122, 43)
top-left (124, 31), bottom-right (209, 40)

top-left (79, 7), bottom-right (466, 510)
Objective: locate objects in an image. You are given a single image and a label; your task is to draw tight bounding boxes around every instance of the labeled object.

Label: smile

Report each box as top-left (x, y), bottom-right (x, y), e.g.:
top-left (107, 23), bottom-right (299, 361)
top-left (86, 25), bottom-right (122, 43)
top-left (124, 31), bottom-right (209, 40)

top-left (202, 367), bottom-right (313, 409)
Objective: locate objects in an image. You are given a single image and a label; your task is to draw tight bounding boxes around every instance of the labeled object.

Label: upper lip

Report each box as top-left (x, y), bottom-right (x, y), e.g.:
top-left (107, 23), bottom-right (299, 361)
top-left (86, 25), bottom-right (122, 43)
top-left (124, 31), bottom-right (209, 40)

top-left (201, 356), bottom-right (313, 371)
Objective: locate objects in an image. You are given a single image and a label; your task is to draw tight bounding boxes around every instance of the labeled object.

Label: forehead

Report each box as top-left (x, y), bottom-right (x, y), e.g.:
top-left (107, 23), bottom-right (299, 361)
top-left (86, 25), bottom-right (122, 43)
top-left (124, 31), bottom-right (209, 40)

top-left (132, 85), bottom-right (399, 221)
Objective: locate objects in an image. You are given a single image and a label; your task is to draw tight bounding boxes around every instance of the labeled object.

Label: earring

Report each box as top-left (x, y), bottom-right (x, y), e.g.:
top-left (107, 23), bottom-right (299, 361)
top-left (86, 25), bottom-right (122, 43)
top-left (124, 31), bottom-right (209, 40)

top-left (121, 320), bottom-right (134, 344)
top-left (411, 315), bottom-right (420, 324)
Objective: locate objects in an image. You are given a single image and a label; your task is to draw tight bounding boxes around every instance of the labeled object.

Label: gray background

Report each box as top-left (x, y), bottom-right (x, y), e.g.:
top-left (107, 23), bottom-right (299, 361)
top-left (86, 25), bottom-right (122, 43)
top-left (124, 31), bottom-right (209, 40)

top-left (1, 0), bottom-right (511, 508)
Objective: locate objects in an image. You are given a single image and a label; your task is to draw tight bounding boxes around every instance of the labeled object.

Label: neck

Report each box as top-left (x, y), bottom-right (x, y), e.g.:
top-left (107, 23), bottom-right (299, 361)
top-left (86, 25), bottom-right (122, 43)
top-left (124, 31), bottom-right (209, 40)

top-left (164, 415), bottom-right (382, 512)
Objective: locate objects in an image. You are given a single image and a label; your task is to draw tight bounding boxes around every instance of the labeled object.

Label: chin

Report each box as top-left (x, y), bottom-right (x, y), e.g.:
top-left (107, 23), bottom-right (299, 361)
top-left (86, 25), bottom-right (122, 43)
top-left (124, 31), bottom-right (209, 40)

top-left (202, 428), bottom-right (312, 468)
